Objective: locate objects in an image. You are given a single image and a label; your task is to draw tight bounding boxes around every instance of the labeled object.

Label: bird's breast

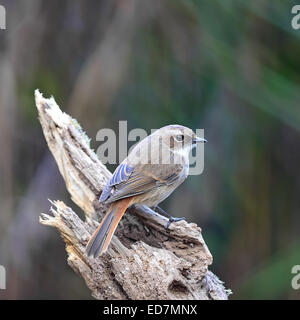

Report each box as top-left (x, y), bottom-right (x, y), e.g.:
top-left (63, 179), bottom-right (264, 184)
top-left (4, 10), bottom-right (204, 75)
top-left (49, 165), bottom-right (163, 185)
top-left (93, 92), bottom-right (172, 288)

top-left (135, 164), bottom-right (189, 207)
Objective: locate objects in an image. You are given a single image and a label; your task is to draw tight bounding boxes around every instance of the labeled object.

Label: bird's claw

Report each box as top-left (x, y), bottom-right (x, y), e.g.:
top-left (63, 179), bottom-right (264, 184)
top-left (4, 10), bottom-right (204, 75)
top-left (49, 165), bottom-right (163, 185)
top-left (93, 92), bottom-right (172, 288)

top-left (152, 206), bottom-right (186, 230)
top-left (165, 216), bottom-right (186, 230)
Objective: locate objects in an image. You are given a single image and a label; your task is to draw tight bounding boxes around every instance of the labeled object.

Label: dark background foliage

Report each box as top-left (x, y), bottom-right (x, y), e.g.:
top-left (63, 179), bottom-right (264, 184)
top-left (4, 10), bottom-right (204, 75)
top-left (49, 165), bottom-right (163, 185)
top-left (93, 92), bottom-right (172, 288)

top-left (0, 0), bottom-right (299, 299)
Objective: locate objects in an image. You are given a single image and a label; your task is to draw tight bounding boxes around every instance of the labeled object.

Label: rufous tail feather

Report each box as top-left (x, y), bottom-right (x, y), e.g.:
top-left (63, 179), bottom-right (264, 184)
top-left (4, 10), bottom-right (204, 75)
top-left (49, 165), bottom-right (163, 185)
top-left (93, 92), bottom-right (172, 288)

top-left (86, 198), bottom-right (132, 258)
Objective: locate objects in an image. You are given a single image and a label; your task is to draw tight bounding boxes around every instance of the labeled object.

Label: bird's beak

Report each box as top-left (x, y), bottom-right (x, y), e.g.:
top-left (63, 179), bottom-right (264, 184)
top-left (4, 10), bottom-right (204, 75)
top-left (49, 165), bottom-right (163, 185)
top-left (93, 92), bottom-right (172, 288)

top-left (193, 136), bottom-right (207, 144)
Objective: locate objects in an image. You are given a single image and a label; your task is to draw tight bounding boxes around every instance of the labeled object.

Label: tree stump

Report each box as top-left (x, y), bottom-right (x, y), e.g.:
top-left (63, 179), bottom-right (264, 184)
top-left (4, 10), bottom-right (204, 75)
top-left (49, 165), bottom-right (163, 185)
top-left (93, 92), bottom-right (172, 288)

top-left (35, 90), bottom-right (229, 300)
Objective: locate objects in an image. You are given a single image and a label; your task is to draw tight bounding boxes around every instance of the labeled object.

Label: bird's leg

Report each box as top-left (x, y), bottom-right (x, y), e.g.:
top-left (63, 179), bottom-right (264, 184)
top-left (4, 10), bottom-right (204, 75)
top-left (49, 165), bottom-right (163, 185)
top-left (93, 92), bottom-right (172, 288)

top-left (153, 206), bottom-right (186, 229)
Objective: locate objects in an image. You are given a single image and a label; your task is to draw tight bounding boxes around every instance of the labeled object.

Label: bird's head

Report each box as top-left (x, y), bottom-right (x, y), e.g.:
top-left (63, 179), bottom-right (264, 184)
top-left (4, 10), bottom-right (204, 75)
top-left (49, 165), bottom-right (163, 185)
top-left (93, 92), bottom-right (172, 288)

top-left (128, 124), bottom-right (206, 166)
top-left (157, 125), bottom-right (206, 153)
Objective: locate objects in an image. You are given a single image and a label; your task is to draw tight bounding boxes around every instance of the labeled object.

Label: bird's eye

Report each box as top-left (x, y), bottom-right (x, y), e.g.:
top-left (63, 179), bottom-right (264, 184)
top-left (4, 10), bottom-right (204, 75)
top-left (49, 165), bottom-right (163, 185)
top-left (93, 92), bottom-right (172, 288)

top-left (175, 135), bottom-right (184, 142)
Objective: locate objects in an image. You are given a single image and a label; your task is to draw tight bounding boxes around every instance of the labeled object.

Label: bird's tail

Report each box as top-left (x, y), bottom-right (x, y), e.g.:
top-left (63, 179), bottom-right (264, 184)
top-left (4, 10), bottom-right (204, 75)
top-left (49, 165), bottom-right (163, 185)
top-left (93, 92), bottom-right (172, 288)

top-left (86, 198), bottom-right (132, 258)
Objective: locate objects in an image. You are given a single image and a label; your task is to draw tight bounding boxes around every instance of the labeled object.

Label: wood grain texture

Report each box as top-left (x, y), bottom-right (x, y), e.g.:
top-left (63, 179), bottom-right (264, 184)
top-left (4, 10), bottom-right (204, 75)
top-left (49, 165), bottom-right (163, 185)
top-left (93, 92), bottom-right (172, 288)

top-left (35, 89), bottom-right (229, 300)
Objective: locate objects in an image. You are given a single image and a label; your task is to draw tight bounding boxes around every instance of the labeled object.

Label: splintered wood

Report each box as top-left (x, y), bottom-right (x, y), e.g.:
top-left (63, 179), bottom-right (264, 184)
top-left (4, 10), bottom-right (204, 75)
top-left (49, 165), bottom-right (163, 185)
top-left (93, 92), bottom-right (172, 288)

top-left (35, 89), bottom-right (229, 300)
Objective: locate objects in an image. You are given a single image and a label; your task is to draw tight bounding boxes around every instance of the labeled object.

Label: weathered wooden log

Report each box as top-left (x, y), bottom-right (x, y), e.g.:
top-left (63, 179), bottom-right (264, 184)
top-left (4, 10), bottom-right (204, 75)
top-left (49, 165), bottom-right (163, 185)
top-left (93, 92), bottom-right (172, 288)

top-left (35, 90), bottom-right (229, 300)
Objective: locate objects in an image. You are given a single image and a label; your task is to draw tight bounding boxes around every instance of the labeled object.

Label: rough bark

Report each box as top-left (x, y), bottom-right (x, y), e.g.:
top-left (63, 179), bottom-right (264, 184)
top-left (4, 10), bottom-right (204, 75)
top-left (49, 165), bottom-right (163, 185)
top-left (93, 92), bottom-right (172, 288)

top-left (35, 89), bottom-right (229, 300)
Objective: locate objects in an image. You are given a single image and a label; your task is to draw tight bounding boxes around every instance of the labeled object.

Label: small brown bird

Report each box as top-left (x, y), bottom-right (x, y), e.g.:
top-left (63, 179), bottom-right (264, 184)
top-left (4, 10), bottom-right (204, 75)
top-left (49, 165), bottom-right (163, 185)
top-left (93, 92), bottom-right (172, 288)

top-left (86, 124), bottom-right (206, 258)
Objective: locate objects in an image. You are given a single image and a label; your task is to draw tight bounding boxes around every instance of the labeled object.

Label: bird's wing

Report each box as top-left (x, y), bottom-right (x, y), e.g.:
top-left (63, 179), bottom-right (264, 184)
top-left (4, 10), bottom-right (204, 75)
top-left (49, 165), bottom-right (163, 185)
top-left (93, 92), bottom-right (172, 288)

top-left (99, 163), bottom-right (134, 202)
top-left (100, 162), bottom-right (183, 203)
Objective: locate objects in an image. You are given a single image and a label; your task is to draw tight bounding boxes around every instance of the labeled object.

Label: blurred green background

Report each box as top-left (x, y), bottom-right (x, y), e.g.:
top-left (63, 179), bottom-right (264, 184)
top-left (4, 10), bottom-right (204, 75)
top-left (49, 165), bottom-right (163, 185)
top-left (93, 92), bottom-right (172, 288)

top-left (0, 0), bottom-right (299, 299)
